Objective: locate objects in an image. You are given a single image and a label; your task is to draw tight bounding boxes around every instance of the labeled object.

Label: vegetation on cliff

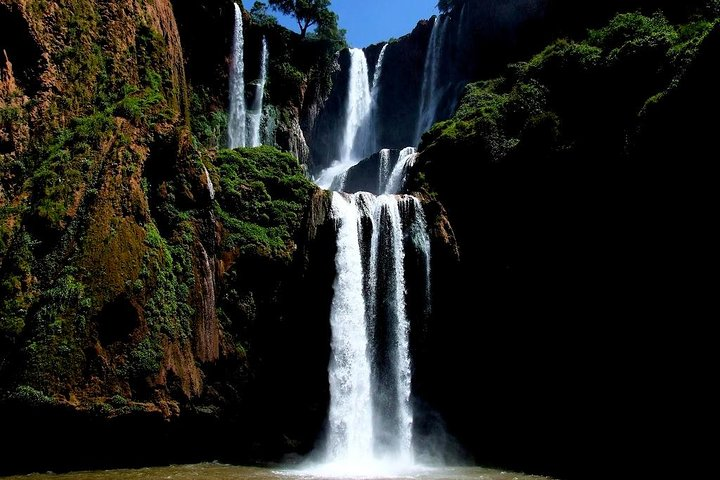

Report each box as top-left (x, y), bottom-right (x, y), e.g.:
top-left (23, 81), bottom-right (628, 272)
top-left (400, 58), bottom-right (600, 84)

top-left (214, 146), bottom-right (315, 261)
top-left (417, 8), bottom-right (718, 188)
top-left (0, 0), bottom-right (321, 428)
top-left (407, 6), bottom-right (718, 478)
top-left (182, 0), bottom-right (345, 160)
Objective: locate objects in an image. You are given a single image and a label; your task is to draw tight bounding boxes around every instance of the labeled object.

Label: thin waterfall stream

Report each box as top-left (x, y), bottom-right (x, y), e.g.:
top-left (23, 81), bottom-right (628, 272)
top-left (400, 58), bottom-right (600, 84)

top-left (248, 36), bottom-right (268, 147)
top-left (228, 3), bottom-right (246, 149)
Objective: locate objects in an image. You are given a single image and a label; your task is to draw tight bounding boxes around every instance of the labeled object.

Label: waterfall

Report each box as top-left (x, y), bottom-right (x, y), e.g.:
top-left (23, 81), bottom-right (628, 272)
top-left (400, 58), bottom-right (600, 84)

top-left (203, 165), bottom-right (215, 200)
top-left (228, 3), bottom-right (246, 149)
top-left (375, 196), bottom-right (413, 462)
top-left (378, 149), bottom-right (392, 194)
top-left (248, 36), bottom-right (268, 147)
top-left (316, 33), bottom-right (433, 473)
top-left (327, 192), bottom-right (374, 464)
top-left (369, 44), bottom-right (389, 153)
top-left (416, 15), bottom-right (448, 143)
top-left (315, 48), bottom-right (373, 189)
top-left (385, 147), bottom-right (417, 195)
top-left (371, 44), bottom-right (388, 97)
top-left (457, 3), bottom-right (467, 44)
top-left (324, 190), bottom-right (431, 469)
top-left (340, 48), bottom-right (373, 162)
top-left (195, 242), bottom-right (219, 362)
top-left (330, 170), bottom-right (349, 193)
top-left (405, 197), bottom-right (432, 317)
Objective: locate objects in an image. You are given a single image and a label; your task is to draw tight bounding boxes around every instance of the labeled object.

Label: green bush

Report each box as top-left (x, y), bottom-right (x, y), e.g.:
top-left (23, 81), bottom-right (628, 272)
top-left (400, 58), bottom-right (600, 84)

top-left (214, 146), bottom-right (315, 262)
top-left (587, 12), bottom-right (678, 51)
top-left (9, 385), bottom-right (54, 406)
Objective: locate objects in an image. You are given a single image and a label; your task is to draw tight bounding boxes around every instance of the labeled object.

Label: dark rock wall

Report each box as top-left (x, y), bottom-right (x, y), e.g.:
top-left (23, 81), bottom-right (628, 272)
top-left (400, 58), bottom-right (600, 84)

top-left (406, 7), bottom-right (719, 479)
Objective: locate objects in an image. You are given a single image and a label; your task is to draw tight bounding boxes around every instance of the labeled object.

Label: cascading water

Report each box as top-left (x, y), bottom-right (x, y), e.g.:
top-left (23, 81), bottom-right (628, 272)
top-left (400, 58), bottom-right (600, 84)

top-left (370, 44), bottom-right (388, 151)
top-left (248, 36), bottom-right (268, 148)
top-left (370, 44), bottom-right (388, 101)
top-left (377, 196), bottom-right (413, 462)
top-left (228, 3), bottom-right (246, 149)
top-left (416, 15), bottom-right (448, 143)
top-left (316, 49), bottom-right (373, 189)
top-left (324, 191), bottom-right (430, 470)
top-left (310, 32), bottom-right (433, 477)
top-left (203, 165), bottom-right (215, 200)
top-left (404, 197), bottom-right (432, 316)
top-left (341, 48), bottom-right (373, 162)
top-left (378, 149), bottom-right (392, 194)
top-left (326, 192), bottom-right (375, 465)
top-left (385, 147), bottom-right (417, 195)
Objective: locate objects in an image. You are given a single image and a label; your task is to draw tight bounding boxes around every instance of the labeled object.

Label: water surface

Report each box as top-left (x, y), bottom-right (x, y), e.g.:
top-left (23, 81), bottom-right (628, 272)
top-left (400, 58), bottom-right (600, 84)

top-left (2, 463), bottom-right (554, 480)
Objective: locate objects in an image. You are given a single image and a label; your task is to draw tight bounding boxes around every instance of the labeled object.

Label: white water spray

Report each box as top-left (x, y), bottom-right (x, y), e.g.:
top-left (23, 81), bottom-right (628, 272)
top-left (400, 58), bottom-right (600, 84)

top-left (377, 196), bottom-right (413, 462)
top-left (341, 48), bottom-right (373, 162)
top-left (370, 44), bottom-right (388, 105)
top-left (378, 149), bottom-right (392, 194)
top-left (327, 192), bottom-right (375, 464)
top-left (315, 49), bottom-right (374, 188)
top-left (385, 147), bottom-right (417, 195)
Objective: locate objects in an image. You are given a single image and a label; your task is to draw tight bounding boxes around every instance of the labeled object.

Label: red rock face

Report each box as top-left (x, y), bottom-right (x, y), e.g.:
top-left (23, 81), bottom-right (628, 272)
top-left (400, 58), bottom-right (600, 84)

top-left (0, 0), bottom-right (212, 415)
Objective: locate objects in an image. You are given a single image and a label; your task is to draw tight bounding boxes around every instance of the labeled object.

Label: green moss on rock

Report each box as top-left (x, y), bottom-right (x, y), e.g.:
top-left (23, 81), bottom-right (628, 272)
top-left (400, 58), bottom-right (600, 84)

top-left (214, 146), bottom-right (316, 262)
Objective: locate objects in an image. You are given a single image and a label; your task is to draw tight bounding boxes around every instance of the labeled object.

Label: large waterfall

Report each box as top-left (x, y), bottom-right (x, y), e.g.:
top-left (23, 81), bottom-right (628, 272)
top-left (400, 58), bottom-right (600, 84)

top-left (228, 3), bottom-right (246, 149)
top-left (340, 48), bottom-right (373, 163)
top-left (318, 124), bottom-right (431, 470)
top-left (248, 36), bottom-right (268, 148)
top-left (326, 192), bottom-right (375, 464)
top-left (324, 191), bottom-right (431, 470)
top-left (316, 49), bottom-right (373, 189)
top-left (304, 36), bottom-right (433, 477)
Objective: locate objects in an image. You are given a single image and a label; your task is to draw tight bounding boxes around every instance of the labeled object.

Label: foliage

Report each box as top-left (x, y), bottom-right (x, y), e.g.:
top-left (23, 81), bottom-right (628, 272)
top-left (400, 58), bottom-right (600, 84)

top-left (0, 105), bottom-right (23, 123)
top-left (250, 1), bottom-right (279, 27)
top-left (269, 0), bottom-right (340, 41)
top-left (30, 111), bottom-right (113, 230)
top-left (415, 9), bottom-right (718, 198)
top-left (214, 146), bottom-right (315, 262)
top-left (0, 230), bottom-right (36, 338)
top-left (308, 8), bottom-right (346, 47)
top-left (22, 269), bottom-right (91, 389)
top-left (189, 87), bottom-right (228, 149)
top-left (8, 385), bottom-right (54, 407)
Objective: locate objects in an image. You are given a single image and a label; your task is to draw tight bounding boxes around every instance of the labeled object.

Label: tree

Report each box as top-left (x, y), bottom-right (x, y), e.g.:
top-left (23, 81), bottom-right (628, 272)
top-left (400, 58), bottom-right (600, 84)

top-left (312, 8), bottom-right (346, 47)
top-left (269, 0), bottom-right (332, 39)
top-left (437, 0), bottom-right (461, 14)
top-left (250, 1), bottom-right (278, 27)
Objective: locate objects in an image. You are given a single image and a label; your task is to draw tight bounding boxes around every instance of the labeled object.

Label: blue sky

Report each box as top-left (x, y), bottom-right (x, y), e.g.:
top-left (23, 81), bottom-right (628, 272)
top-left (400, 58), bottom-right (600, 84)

top-left (274, 0), bottom-right (440, 48)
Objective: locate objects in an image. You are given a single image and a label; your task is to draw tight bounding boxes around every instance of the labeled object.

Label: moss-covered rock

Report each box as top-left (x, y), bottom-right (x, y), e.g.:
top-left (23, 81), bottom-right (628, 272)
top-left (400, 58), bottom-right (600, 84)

top-left (0, 0), bottom-right (205, 414)
top-left (214, 146), bottom-right (315, 262)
